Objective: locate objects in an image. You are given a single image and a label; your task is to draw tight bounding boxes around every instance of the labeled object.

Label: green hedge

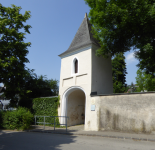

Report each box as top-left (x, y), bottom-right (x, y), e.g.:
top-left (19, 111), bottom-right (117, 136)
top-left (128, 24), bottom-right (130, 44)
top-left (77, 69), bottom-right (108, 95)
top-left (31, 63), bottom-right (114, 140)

top-left (32, 97), bottom-right (60, 126)
top-left (1, 107), bottom-right (33, 130)
top-left (0, 111), bottom-right (3, 128)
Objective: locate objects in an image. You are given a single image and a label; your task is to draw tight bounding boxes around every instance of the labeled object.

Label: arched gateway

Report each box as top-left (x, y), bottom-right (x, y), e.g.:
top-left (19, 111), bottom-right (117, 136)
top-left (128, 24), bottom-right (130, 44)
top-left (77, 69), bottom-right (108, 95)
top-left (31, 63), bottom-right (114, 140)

top-left (58, 13), bottom-right (113, 130)
top-left (61, 86), bottom-right (86, 126)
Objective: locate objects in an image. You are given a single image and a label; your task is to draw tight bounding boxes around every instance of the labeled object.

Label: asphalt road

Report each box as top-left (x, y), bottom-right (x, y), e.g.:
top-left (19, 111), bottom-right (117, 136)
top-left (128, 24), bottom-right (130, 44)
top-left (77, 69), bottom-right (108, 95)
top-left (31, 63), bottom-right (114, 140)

top-left (0, 131), bottom-right (155, 150)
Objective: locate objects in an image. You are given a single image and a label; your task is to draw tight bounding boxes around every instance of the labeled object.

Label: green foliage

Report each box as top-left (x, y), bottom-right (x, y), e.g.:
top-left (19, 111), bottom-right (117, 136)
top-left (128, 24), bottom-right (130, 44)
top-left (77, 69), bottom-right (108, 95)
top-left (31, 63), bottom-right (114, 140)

top-left (136, 69), bottom-right (155, 92)
top-left (8, 68), bottom-right (59, 108)
top-left (85, 0), bottom-right (155, 74)
top-left (135, 44), bottom-right (155, 75)
top-left (0, 4), bottom-right (31, 102)
top-left (1, 107), bottom-right (33, 130)
top-left (48, 79), bottom-right (59, 96)
top-left (33, 97), bottom-right (59, 126)
top-left (113, 81), bottom-right (125, 93)
top-left (0, 111), bottom-right (3, 128)
top-left (112, 53), bottom-right (127, 93)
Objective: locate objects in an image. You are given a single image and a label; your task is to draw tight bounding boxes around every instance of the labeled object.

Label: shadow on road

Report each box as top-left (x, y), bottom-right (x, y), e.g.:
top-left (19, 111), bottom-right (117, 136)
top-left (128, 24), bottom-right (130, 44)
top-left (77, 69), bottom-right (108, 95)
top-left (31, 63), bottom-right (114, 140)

top-left (0, 129), bottom-right (77, 150)
top-left (29, 124), bottom-right (84, 133)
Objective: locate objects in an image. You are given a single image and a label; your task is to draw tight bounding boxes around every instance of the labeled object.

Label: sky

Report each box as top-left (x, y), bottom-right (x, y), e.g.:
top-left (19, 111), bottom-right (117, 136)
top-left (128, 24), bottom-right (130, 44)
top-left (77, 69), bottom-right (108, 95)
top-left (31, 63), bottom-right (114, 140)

top-left (1, 0), bottom-right (139, 86)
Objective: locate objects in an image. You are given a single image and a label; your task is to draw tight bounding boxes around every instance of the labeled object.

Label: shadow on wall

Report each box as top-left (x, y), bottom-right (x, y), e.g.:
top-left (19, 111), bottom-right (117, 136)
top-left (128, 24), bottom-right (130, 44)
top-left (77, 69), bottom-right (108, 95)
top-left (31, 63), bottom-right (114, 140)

top-left (100, 109), bottom-right (154, 133)
top-left (67, 89), bottom-right (85, 126)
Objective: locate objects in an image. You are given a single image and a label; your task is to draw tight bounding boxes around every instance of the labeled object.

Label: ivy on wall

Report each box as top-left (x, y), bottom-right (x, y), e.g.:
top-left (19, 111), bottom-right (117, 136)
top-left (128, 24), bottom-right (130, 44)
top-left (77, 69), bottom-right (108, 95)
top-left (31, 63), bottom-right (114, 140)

top-left (32, 97), bottom-right (60, 126)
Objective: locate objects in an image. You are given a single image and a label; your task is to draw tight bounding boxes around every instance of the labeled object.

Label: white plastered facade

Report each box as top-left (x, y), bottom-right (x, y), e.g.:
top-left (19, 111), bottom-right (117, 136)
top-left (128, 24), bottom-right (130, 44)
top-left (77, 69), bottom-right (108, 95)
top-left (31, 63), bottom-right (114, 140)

top-left (58, 44), bottom-right (113, 130)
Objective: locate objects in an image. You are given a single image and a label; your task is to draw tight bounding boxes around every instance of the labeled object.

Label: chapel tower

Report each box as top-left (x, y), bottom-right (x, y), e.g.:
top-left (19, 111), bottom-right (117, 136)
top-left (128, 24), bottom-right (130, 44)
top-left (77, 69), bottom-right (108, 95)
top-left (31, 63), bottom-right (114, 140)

top-left (58, 13), bottom-right (113, 128)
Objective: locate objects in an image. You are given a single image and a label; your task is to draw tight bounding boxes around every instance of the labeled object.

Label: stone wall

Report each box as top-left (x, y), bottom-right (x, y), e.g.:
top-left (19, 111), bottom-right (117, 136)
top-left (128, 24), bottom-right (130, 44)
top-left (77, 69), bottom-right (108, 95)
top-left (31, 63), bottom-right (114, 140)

top-left (85, 93), bottom-right (155, 133)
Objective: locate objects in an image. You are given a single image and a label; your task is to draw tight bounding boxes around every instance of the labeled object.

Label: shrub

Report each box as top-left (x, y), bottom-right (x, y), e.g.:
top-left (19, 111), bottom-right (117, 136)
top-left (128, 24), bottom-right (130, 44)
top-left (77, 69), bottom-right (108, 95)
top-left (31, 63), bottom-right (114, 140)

top-left (0, 111), bottom-right (3, 128)
top-left (32, 97), bottom-right (59, 126)
top-left (2, 107), bottom-right (33, 130)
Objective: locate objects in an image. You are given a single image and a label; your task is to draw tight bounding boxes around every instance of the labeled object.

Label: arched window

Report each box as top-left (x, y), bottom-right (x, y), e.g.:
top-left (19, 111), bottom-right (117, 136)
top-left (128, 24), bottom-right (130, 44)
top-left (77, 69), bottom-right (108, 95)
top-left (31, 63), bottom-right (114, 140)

top-left (72, 57), bottom-right (79, 75)
top-left (75, 59), bottom-right (78, 73)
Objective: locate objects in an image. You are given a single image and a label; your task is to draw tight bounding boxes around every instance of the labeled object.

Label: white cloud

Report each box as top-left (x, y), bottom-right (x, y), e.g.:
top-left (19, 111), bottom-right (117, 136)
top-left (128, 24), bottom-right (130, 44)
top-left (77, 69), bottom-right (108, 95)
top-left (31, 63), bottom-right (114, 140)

top-left (125, 52), bottom-right (137, 65)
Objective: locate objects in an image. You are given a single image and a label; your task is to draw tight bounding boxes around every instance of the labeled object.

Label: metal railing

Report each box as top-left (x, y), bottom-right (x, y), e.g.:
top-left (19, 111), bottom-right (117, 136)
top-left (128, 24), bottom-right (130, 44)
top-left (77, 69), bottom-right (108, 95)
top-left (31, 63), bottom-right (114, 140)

top-left (34, 116), bottom-right (69, 132)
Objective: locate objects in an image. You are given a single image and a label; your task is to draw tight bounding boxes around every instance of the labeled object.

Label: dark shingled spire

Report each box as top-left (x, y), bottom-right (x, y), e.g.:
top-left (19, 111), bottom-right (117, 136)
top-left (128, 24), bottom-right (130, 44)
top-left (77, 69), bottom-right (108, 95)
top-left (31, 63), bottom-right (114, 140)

top-left (59, 13), bottom-right (100, 57)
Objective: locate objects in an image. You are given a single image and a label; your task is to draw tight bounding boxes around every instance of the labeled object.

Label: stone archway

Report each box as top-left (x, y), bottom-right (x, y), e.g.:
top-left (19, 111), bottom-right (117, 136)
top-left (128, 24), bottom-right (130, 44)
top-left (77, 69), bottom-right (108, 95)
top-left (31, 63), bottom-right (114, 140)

top-left (61, 86), bottom-right (86, 126)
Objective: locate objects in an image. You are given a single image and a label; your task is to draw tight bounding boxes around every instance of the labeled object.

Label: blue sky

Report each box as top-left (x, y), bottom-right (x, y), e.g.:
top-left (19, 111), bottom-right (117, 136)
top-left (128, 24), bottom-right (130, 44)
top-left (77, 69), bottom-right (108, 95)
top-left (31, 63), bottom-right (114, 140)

top-left (1, 0), bottom-right (139, 86)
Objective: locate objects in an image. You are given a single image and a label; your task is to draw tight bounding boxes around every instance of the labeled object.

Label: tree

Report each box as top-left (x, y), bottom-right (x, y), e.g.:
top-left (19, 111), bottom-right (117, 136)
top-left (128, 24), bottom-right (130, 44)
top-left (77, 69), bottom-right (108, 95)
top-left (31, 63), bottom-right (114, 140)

top-left (0, 4), bottom-right (31, 102)
top-left (84, 0), bottom-right (155, 75)
top-left (112, 53), bottom-right (127, 93)
top-left (135, 69), bottom-right (155, 92)
top-left (18, 69), bottom-right (59, 108)
top-left (48, 79), bottom-right (59, 96)
top-left (135, 44), bottom-right (155, 76)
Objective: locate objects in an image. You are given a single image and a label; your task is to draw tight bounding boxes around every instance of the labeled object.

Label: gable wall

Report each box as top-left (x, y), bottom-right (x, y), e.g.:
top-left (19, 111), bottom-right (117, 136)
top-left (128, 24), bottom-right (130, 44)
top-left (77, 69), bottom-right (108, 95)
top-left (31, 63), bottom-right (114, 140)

top-left (59, 46), bottom-right (92, 93)
top-left (58, 46), bottom-right (92, 116)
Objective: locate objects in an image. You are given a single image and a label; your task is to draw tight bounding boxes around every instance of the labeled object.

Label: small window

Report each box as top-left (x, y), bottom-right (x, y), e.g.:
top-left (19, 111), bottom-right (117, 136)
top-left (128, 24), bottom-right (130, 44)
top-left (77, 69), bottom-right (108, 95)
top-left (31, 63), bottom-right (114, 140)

top-left (72, 57), bottom-right (79, 75)
top-left (75, 59), bottom-right (78, 73)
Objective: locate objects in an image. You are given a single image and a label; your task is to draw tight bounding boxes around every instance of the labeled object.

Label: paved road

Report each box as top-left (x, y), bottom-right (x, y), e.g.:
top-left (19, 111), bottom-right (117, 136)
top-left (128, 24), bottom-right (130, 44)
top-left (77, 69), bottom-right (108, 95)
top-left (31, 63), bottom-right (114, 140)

top-left (0, 131), bottom-right (155, 150)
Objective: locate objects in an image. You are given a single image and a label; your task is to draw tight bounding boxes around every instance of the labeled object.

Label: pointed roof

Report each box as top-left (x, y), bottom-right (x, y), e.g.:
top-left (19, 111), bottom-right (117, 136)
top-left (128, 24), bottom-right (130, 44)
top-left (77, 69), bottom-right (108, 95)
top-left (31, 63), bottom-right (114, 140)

top-left (59, 13), bottom-right (100, 57)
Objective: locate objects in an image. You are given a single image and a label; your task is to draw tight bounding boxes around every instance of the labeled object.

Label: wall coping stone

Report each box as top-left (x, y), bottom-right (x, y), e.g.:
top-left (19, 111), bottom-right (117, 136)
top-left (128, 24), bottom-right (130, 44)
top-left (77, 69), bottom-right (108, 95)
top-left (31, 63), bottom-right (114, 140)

top-left (90, 91), bottom-right (155, 97)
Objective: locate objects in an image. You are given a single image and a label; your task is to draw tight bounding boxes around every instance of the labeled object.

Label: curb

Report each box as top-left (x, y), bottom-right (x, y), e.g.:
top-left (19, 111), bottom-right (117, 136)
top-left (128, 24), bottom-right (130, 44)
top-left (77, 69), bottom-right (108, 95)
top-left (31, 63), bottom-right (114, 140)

top-left (27, 130), bottom-right (155, 142)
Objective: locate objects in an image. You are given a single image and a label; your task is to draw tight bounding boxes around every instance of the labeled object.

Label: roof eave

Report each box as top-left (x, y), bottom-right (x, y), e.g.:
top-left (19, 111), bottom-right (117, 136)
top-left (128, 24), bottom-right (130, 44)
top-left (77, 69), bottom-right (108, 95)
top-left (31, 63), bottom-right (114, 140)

top-left (58, 43), bottom-right (93, 58)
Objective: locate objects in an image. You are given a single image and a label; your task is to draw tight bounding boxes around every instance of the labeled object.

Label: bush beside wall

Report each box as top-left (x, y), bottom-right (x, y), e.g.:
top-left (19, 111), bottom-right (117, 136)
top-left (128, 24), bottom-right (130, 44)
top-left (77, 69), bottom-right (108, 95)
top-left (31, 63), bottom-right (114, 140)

top-left (0, 111), bottom-right (3, 128)
top-left (32, 97), bottom-right (59, 126)
top-left (0, 107), bottom-right (33, 130)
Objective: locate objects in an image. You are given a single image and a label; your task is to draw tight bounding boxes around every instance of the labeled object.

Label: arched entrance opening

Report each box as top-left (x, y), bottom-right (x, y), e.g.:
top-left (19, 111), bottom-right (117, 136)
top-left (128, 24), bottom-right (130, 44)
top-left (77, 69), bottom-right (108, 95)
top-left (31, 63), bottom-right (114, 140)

top-left (61, 86), bottom-right (86, 126)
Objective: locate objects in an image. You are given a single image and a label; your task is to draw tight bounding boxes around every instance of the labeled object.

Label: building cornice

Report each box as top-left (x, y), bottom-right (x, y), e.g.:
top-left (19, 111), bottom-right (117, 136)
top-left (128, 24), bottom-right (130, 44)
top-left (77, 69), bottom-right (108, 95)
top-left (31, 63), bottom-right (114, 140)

top-left (59, 45), bottom-right (92, 59)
